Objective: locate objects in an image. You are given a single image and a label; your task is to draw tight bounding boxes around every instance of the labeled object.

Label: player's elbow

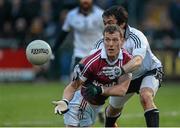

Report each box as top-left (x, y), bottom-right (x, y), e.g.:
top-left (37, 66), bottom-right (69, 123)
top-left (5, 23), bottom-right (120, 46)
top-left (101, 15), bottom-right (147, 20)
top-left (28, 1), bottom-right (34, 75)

top-left (117, 88), bottom-right (127, 96)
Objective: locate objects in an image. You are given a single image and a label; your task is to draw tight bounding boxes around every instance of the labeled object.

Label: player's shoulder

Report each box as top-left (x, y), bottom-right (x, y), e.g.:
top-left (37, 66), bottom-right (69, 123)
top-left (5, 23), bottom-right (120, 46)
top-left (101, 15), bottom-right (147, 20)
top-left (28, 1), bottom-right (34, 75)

top-left (129, 26), bottom-right (144, 36)
top-left (122, 48), bottom-right (132, 58)
top-left (121, 48), bottom-right (132, 64)
top-left (67, 7), bottom-right (79, 16)
top-left (94, 38), bottom-right (104, 49)
top-left (127, 26), bottom-right (148, 46)
top-left (83, 49), bottom-right (101, 64)
top-left (93, 5), bottom-right (104, 13)
top-left (128, 26), bottom-right (147, 40)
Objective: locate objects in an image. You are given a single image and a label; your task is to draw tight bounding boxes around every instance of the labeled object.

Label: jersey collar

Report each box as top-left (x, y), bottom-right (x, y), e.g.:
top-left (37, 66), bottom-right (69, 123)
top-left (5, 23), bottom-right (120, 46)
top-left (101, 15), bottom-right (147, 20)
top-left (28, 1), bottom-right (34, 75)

top-left (78, 6), bottom-right (94, 15)
top-left (101, 46), bottom-right (123, 65)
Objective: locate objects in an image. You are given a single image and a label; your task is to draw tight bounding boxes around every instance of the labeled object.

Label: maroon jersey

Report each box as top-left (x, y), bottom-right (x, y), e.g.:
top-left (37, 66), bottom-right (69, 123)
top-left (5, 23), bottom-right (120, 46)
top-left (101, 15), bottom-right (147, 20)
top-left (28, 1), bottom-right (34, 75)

top-left (80, 48), bottom-right (132, 105)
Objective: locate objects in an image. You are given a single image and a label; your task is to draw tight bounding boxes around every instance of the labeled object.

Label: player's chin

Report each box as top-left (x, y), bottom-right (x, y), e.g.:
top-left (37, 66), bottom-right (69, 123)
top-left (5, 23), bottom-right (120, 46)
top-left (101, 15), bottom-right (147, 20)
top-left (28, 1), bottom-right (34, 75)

top-left (107, 51), bottom-right (116, 57)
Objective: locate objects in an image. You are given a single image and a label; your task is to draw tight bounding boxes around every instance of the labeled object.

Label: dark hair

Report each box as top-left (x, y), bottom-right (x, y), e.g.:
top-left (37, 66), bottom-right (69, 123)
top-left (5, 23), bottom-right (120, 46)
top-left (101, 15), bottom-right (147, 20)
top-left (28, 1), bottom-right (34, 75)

top-left (103, 25), bottom-right (123, 38)
top-left (102, 5), bottom-right (128, 26)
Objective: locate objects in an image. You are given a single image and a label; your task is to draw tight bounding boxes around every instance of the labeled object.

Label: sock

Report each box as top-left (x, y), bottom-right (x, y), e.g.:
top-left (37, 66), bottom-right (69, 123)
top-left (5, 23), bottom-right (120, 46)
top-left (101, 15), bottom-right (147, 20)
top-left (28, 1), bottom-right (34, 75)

top-left (105, 114), bottom-right (120, 127)
top-left (105, 109), bottom-right (121, 127)
top-left (144, 108), bottom-right (159, 127)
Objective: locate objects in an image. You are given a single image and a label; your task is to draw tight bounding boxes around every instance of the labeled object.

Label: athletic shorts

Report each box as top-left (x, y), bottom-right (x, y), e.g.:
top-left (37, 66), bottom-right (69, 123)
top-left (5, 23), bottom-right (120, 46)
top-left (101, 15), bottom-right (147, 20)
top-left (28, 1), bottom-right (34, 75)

top-left (109, 67), bottom-right (164, 108)
top-left (64, 90), bottom-right (103, 127)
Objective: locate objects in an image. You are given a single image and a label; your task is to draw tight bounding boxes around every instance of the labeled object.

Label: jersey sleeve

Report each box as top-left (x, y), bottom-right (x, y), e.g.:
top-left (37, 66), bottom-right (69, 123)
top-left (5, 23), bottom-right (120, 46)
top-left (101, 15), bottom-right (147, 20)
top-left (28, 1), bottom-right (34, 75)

top-left (62, 12), bottom-right (71, 32)
top-left (130, 32), bottom-right (148, 59)
top-left (79, 56), bottom-right (93, 82)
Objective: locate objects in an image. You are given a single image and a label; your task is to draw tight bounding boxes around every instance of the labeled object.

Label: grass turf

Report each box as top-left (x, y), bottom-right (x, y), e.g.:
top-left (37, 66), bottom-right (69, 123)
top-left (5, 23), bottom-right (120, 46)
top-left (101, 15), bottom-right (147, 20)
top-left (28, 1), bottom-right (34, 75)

top-left (0, 81), bottom-right (180, 127)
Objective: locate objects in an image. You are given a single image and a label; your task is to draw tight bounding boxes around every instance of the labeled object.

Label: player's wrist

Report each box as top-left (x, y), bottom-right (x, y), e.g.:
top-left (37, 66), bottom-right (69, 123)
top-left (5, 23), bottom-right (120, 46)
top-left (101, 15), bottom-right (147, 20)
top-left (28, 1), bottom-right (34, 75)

top-left (100, 86), bottom-right (104, 94)
top-left (114, 66), bottom-right (125, 77)
top-left (95, 86), bottom-right (103, 95)
top-left (121, 67), bottom-right (126, 75)
top-left (62, 99), bottom-right (69, 105)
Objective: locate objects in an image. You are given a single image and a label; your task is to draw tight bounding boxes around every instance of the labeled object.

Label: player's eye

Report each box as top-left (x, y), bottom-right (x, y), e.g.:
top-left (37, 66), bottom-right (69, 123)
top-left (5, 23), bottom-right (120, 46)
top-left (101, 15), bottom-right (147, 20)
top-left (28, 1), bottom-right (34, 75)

top-left (105, 38), bottom-right (110, 42)
top-left (113, 38), bottom-right (118, 42)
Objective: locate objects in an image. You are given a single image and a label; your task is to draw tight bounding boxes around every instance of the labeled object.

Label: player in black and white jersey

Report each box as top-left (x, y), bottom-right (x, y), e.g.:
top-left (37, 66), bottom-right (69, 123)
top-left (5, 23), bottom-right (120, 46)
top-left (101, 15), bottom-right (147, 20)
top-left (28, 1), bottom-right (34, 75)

top-left (53, 0), bottom-right (104, 67)
top-left (88, 6), bottom-right (164, 127)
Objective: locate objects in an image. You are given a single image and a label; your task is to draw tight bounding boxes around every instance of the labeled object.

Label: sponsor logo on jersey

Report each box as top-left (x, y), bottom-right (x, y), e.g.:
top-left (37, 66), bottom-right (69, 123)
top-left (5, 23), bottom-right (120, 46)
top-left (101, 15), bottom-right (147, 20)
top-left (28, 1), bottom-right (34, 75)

top-left (92, 80), bottom-right (117, 87)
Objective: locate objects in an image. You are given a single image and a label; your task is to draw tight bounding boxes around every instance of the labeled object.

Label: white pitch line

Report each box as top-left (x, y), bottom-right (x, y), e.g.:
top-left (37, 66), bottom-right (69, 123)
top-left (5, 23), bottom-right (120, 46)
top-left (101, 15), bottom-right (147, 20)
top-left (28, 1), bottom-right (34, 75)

top-left (3, 120), bottom-right (61, 126)
top-left (2, 111), bottom-right (180, 126)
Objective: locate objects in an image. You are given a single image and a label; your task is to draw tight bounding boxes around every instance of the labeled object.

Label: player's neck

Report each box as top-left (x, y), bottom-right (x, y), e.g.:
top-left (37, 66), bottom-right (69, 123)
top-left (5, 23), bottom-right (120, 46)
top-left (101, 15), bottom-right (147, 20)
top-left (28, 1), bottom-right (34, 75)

top-left (106, 55), bottom-right (118, 66)
top-left (79, 6), bottom-right (93, 16)
top-left (108, 55), bottom-right (118, 62)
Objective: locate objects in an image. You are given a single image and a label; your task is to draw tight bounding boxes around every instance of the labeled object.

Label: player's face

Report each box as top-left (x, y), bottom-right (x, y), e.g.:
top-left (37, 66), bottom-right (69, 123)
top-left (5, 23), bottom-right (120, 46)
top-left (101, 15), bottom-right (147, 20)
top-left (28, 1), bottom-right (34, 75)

top-left (104, 32), bottom-right (123, 61)
top-left (79, 0), bottom-right (93, 10)
top-left (103, 15), bottom-right (118, 27)
top-left (103, 15), bottom-right (126, 30)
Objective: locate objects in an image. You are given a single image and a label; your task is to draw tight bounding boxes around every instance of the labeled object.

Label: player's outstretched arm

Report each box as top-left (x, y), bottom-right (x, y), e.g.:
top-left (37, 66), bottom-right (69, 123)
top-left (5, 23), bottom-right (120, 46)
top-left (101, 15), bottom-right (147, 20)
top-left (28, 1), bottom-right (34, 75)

top-left (63, 80), bottom-right (83, 101)
top-left (122, 55), bottom-right (143, 74)
top-left (52, 79), bottom-right (83, 115)
top-left (52, 30), bottom-right (69, 52)
top-left (83, 73), bottom-right (132, 98)
top-left (102, 56), bottom-right (143, 79)
top-left (102, 73), bottom-right (132, 96)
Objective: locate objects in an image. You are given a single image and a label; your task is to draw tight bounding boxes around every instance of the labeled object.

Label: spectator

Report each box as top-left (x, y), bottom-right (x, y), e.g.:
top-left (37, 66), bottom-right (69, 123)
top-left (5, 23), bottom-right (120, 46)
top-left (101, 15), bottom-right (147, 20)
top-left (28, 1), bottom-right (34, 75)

top-left (14, 18), bottom-right (27, 47)
top-left (26, 17), bottom-right (44, 43)
top-left (168, 0), bottom-right (180, 38)
top-left (40, 0), bottom-right (56, 40)
top-left (24, 0), bottom-right (41, 25)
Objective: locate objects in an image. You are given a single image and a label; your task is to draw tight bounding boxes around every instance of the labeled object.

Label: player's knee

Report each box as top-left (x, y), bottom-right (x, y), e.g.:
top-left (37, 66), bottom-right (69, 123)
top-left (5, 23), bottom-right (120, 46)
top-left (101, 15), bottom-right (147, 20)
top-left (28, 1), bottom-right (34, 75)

top-left (106, 105), bottom-right (122, 117)
top-left (140, 89), bottom-right (154, 108)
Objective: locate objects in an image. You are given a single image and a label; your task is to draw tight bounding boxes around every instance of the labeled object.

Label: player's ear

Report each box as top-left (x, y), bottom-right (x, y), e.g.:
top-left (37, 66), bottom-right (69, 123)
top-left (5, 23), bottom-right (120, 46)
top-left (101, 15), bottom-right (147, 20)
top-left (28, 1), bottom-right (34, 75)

top-left (119, 22), bottom-right (126, 29)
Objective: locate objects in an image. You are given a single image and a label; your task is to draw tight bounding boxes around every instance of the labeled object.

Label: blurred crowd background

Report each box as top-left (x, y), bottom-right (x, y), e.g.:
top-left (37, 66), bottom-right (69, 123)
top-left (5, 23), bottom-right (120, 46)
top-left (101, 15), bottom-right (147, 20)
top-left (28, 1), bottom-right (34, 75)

top-left (0, 0), bottom-right (179, 82)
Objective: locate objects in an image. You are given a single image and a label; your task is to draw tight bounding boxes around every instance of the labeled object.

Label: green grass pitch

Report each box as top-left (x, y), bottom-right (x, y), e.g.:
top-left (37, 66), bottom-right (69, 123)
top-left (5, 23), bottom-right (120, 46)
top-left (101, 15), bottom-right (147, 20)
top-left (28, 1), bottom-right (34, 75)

top-left (0, 81), bottom-right (180, 127)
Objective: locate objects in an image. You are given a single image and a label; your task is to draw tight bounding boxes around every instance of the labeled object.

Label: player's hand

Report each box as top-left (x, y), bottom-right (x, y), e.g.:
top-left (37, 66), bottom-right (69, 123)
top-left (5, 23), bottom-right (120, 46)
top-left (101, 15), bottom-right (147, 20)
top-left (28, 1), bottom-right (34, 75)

top-left (102, 66), bottom-right (124, 79)
top-left (84, 84), bottom-right (104, 98)
top-left (52, 99), bottom-right (69, 115)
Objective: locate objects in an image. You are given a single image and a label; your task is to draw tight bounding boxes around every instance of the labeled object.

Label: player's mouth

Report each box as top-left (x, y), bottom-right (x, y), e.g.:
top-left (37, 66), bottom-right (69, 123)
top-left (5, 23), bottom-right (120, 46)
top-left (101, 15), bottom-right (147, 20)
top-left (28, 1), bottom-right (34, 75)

top-left (108, 48), bottom-right (115, 52)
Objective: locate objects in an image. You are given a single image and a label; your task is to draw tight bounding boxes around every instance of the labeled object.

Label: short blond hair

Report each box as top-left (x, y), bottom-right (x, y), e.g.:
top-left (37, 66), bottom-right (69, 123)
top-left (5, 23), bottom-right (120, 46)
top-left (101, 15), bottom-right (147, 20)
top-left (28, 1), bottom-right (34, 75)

top-left (103, 25), bottom-right (123, 38)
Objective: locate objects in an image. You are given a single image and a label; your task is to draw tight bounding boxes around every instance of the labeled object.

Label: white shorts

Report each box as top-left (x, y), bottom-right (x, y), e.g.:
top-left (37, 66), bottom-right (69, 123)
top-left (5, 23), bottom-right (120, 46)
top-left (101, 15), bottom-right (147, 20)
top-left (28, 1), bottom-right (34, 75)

top-left (64, 90), bottom-right (103, 127)
top-left (110, 75), bottom-right (160, 108)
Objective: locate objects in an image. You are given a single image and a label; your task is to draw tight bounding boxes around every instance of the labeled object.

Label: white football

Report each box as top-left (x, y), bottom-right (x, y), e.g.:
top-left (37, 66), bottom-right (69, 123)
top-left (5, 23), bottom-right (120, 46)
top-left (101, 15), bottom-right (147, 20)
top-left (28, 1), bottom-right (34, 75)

top-left (26, 40), bottom-right (52, 65)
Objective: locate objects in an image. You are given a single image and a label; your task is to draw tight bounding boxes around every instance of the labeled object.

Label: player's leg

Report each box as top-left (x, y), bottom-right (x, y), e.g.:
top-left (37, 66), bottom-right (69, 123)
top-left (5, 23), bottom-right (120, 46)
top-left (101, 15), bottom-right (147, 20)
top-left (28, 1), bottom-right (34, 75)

top-left (105, 93), bottom-right (134, 127)
top-left (64, 90), bottom-right (96, 127)
top-left (139, 75), bottom-right (161, 127)
top-left (105, 105), bottom-right (122, 127)
top-left (97, 107), bottom-right (105, 123)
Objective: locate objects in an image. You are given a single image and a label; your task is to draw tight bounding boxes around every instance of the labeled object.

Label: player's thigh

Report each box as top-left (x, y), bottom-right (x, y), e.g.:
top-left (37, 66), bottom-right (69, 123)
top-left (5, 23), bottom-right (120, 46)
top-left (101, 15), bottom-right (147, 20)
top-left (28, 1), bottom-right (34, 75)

top-left (64, 91), bottom-right (83, 126)
top-left (140, 75), bottom-right (159, 96)
top-left (109, 93), bottom-right (134, 109)
top-left (64, 91), bottom-right (100, 127)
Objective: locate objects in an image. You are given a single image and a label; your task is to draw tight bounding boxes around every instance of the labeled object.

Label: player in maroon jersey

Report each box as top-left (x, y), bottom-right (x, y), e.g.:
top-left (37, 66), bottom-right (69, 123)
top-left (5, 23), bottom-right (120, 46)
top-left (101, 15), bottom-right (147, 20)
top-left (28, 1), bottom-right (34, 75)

top-left (52, 25), bottom-right (132, 127)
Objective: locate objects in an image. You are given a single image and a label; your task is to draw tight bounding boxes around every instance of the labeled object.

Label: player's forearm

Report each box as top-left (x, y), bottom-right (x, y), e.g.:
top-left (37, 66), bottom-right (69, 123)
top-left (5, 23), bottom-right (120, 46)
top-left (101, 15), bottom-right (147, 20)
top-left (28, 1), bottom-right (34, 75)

top-left (102, 73), bottom-right (132, 96)
top-left (53, 30), bottom-right (69, 52)
top-left (122, 55), bottom-right (143, 73)
top-left (63, 81), bottom-right (80, 101)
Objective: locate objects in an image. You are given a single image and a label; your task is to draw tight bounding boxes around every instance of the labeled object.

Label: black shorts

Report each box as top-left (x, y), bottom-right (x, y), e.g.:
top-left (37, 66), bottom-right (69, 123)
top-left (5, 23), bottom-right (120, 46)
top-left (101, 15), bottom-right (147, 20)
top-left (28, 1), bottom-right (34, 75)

top-left (126, 67), bottom-right (164, 94)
